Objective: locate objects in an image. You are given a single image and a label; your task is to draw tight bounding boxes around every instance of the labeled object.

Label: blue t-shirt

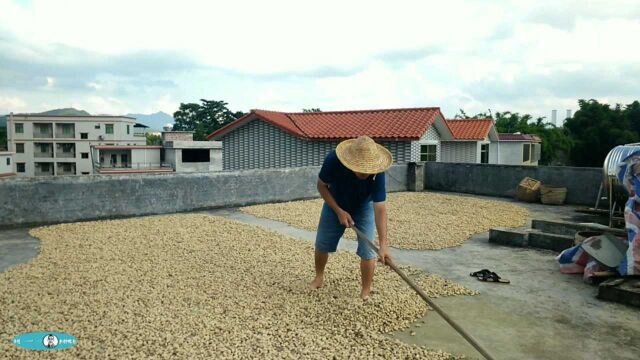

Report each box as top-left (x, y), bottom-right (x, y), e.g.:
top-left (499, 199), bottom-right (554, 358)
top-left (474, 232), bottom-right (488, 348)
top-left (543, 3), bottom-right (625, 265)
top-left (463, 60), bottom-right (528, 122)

top-left (318, 150), bottom-right (386, 212)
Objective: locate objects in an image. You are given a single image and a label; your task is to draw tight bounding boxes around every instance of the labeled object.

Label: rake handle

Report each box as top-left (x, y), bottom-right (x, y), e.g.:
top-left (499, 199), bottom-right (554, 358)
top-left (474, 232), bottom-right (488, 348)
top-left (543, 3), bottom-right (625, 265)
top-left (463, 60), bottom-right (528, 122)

top-left (352, 226), bottom-right (496, 360)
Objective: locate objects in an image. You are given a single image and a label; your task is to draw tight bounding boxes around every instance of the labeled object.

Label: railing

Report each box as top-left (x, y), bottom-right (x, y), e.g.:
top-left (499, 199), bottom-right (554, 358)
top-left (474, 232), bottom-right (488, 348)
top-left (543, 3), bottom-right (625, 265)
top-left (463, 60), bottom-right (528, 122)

top-left (33, 124), bottom-right (53, 138)
top-left (56, 152), bottom-right (76, 158)
top-left (94, 162), bottom-right (174, 170)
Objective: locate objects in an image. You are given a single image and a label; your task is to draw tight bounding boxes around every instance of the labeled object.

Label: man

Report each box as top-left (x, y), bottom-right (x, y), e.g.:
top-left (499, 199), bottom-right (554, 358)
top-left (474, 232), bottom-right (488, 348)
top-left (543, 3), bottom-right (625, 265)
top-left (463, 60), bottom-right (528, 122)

top-left (309, 135), bottom-right (392, 300)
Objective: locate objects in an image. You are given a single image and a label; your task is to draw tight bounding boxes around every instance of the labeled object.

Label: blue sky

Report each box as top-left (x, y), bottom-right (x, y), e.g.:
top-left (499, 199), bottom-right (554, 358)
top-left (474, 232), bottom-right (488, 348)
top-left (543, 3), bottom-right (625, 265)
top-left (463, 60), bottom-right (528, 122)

top-left (0, 0), bottom-right (638, 121)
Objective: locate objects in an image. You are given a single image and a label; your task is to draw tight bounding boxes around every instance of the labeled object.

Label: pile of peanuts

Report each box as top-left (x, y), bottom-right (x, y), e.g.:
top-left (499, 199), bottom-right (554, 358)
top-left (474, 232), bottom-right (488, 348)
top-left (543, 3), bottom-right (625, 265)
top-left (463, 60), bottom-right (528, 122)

top-left (242, 192), bottom-right (530, 250)
top-left (0, 214), bottom-right (474, 359)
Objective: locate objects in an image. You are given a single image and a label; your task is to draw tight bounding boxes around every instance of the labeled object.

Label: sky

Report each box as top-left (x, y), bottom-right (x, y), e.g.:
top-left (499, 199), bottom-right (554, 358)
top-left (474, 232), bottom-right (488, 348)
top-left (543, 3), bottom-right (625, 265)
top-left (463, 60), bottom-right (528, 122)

top-left (0, 0), bottom-right (638, 121)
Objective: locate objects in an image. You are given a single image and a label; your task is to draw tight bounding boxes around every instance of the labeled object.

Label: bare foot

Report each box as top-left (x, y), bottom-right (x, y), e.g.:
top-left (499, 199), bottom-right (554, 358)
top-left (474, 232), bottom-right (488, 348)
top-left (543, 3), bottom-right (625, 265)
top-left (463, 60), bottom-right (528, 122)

top-left (309, 276), bottom-right (324, 289)
top-left (361, 288), bottom-right (372, 301)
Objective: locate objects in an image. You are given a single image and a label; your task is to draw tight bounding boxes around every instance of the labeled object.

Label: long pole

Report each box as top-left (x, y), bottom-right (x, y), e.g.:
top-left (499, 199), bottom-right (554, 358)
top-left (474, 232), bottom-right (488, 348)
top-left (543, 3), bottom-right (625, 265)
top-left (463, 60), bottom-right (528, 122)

top-left (352, 227), bottom-right (496, 360)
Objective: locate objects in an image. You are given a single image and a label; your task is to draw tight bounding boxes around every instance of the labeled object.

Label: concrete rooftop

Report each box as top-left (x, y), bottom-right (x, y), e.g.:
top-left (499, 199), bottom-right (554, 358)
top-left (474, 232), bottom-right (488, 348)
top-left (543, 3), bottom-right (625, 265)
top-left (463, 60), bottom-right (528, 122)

top-left (2, 192), bottom-right (639, 359)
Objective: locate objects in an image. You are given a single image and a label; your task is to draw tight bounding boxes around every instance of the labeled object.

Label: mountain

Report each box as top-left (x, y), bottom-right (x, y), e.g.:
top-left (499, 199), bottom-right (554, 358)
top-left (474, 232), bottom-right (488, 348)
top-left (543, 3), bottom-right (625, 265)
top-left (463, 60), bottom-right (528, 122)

top-left (38, 108), bottom-right (91, 116)
top-left (126, 111), bottom-right (174, 131)
top-left (0, 108), bottom-right (91, 127)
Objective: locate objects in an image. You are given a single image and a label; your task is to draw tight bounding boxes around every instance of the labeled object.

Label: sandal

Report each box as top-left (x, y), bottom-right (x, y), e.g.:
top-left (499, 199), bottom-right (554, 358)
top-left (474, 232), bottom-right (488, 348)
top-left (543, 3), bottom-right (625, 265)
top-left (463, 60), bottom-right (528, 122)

top-left (470, 269), bottom-right (492, 278)
top-left (477, 271), bottom-right (510, 284)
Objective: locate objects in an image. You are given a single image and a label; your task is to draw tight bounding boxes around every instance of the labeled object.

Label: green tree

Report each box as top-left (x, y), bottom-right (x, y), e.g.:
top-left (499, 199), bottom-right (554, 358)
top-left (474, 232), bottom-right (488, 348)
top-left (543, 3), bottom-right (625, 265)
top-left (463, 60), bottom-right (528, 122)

top-left (172, 99), bottom-right (245, 141)
top-left (146, 133), bottom-right (161, 145)
top-left (565, 99), bottom-right (639, 167)
top-left (302, 108), bottom-right (322, 113)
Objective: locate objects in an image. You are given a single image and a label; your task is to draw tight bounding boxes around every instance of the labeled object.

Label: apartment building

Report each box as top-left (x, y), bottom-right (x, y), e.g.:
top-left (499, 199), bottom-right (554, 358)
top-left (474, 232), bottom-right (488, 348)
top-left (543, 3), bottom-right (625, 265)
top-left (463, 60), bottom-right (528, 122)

top-left (6, 114), bottom-right (156, 177)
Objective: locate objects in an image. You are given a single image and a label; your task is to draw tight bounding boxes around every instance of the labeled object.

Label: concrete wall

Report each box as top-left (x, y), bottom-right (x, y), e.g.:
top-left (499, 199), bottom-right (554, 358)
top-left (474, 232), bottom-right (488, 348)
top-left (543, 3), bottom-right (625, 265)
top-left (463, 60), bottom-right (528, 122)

top-left (424, 162), bottom-right (601, 205)
top-left (0, 164), bottom-right (409, 227)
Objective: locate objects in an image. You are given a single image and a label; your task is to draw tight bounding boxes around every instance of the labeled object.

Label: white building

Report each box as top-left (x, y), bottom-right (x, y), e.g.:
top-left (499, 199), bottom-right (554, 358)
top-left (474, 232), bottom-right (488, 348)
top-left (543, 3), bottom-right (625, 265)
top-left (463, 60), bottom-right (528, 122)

top-left (7, 113), bottom-right (168, 176)
top-left (493, 133), bottom-right (542, 165)
top-left (0, 151), bottom-right (16, 178)
top-left (443, 119), bottom-right (541, 166)
top-left (162, 131), bottom-right (222, 172)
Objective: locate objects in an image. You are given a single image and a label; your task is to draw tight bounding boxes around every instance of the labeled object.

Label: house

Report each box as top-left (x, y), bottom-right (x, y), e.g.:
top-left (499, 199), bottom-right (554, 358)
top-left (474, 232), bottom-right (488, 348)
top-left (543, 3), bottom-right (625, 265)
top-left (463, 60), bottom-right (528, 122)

top-left (496, 133), bottom-right (542, 166)
top-left (0, 151), bottom-right (16, 178)
top-left (442, 119), bottom-right (499, 164)
top-left (207, 108), bottom-right (455, 170)
top-left (7, 113), bottom-right (222, 176)
top-left (443, 119), bottom-right (542, 166)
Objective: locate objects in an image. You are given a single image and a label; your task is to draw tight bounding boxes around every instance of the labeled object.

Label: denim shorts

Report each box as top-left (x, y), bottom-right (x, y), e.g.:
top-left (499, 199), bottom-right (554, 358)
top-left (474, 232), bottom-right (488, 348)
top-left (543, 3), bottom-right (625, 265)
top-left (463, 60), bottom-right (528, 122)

top-left (315, 202), bottom-right (377, 260)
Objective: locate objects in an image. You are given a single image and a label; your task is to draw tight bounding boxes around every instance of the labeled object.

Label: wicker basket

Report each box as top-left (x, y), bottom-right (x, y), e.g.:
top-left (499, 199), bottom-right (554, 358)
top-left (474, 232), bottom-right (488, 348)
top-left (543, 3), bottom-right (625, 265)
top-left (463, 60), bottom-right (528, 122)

top-left (540, 185), bottom-right (568, 205)
top-left (515, 177), bottom-right (541, 203)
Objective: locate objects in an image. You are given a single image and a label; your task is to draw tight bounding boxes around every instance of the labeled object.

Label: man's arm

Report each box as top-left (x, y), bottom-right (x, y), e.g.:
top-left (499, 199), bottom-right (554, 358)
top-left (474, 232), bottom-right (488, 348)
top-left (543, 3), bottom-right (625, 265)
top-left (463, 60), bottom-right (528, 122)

top-left (317, 178), bottom-right (354, 227)
top-left (374, 201), bottom-right (391, 264)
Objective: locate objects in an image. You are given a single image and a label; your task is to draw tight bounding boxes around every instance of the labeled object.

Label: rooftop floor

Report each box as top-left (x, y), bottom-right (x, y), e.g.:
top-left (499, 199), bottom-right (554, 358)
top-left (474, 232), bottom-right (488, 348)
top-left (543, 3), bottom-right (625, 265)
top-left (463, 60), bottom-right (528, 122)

top-left (207, 193), bottom-right (639, 360)
top-left (1, 192), bottom-right (638, 359)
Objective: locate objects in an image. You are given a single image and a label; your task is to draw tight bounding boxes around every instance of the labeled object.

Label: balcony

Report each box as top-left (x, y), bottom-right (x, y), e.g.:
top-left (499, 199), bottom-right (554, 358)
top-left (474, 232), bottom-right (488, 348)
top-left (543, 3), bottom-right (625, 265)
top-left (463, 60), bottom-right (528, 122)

top-left (56, 162), bottom-right (76, 176)
top-left (34, 162), bottom-right (54, 176)
top-left (56, 143), bottom-right (76, 158)
top-left (33, 123), bottom-right (53, 138)
top-left (34, 143), bottom-right (54, 158)
top-left (55, 123), bottom-right (76, 139)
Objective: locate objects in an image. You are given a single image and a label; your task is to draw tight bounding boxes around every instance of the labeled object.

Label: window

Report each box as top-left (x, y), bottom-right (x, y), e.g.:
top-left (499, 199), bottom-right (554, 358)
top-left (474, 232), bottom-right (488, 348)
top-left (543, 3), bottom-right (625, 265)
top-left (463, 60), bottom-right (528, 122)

top-left (480, 143), bottom-right (489, 164)
top-left (81, 153), bottom-right (89, 159)
top-left (62, 144), bottom-right (74, 153)
top-left (6, 158), bottom-right (9, 165)
top-left (40, 144), bottom-right (49, 153)
top-left (419, 144), bottom-right (437, 162)
top-left (95, 124), bottom-right (101, 129)
top-left (15, 123), bottom-right (24, 133)
top-left (63, 125), bottom-right (73, 135)
top-left (81, 172), bottom-right (90, 175)
top-left (81, 133), bottom-right (88, 139)
top-left (17, 163), bottom-right (25, 173)
top-left (39, 163), bottom-right (50, 172)
top-left (127, 125), bottom-right (130, 135)
top-left (523, 143), bottom-right (531, 162)
top-left (105, 124), bottom-right (114, 134)
top-left (63, 163), bottom-right (72, 172)
top-left (532, 143), bottom-right (541, 162)
top-left (16, 143), bottom-right (24, 153)
top-left (182, 149), bottom-right (210, 163)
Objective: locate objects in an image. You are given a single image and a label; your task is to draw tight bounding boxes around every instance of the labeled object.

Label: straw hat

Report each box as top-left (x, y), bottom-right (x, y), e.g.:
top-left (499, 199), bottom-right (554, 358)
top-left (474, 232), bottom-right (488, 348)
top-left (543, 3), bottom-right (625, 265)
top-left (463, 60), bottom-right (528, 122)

top-left (335, 136), bottom-right (393, 174)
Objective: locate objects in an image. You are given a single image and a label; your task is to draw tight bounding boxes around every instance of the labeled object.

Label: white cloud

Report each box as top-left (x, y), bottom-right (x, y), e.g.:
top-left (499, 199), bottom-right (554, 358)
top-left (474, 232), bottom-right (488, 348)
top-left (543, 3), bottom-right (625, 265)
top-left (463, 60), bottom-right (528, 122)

top-left (0, 96), bottom-right (27, 112)
top-left (0, 0), bottom-right (638, 117)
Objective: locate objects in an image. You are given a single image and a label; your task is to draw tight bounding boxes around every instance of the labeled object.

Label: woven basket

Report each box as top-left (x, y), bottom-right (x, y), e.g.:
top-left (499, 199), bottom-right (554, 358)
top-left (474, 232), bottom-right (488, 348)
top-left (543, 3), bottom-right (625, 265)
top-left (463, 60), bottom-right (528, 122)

top-left (540, 185), bottom-right (568, 205)
top-left (515, 177), bottom-right (541, 203)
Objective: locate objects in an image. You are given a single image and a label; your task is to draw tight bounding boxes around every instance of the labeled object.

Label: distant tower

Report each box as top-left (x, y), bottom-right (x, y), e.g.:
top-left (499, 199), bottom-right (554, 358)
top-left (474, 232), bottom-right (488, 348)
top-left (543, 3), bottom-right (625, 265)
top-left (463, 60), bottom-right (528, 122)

top-left (566, 109), bottom-right (572, 122)
top-left (552, 110), bottom-right (558, 126)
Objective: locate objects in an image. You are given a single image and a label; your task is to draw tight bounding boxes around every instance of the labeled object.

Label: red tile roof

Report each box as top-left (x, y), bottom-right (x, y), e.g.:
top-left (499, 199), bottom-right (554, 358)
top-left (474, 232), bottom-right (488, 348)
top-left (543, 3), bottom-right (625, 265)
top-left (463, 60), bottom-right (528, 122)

top-left (498, 133), bottom-right (542, 142)
top-left (445, 119), bottom-right (494, 140)
top-left (207, 107), bottom-right (445, 141)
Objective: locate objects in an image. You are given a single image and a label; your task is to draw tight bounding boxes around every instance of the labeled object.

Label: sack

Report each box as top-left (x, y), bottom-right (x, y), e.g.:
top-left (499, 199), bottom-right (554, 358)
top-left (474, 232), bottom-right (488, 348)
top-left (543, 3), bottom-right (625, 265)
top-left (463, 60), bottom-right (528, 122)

top-left (516, 177), bottom-right (541, 203)
top-left (540, 185), bottom-right (567, 205)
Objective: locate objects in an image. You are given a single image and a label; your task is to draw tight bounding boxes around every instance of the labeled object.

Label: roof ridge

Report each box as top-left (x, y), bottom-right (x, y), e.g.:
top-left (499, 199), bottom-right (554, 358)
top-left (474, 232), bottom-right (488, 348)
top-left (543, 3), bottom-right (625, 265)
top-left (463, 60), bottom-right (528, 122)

top-left (287, 106), bottom-right (440, 115)
top-left (285, 113), bottom-right (310, 138)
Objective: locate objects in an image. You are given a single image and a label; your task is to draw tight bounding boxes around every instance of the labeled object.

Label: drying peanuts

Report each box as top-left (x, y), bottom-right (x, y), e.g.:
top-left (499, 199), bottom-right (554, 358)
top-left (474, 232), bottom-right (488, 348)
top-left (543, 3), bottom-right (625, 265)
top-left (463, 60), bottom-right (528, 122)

top-left (0, 214), bottom-right (474, 359)
top-left (242, 192), bottom-right (529, 250)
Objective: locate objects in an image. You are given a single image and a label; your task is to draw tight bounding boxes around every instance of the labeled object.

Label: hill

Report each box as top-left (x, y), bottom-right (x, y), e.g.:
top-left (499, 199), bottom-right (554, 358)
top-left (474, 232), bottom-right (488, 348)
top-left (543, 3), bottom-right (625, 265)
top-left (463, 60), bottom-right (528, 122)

top-left (126, 111), bottom-right (174, 131)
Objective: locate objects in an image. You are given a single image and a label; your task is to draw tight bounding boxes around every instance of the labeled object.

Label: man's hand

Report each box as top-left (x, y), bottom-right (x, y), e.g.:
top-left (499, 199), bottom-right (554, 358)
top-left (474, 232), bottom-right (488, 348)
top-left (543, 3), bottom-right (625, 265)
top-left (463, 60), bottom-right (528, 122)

top-left (337, 209), bottom-right (355, 228)
top-left (378, 245), bottom-right (391, 265)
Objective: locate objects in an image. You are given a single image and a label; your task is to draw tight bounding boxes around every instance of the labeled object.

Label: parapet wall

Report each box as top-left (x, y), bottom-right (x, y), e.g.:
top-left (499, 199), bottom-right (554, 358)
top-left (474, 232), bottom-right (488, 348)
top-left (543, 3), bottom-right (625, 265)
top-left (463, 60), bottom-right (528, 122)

top-left (424, 162), bottom-right (602, 206)
top-left (0, 165), bottom-right (409, 228)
